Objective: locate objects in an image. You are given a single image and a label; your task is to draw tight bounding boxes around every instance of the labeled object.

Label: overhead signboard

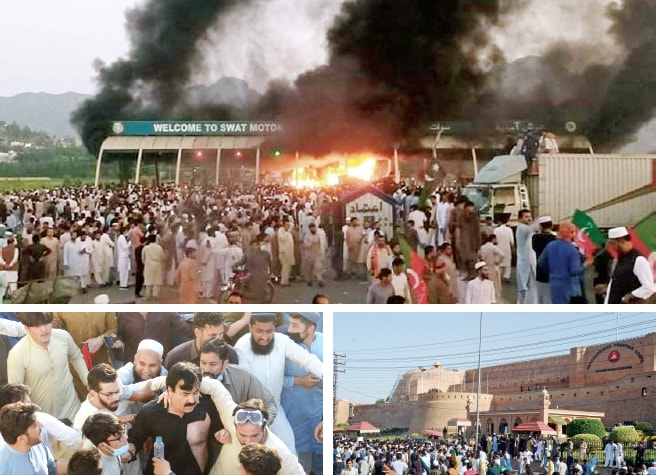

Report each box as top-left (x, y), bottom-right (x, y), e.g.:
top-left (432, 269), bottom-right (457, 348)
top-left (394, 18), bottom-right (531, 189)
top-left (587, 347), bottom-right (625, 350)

top-left (111, 121), bottom-right (283, 136)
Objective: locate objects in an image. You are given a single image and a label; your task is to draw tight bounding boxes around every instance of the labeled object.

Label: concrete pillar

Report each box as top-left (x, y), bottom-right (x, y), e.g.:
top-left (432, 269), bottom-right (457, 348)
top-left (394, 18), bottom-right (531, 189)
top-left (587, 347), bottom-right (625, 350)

top-left (94, 147), bottom-right (104, 187)
top-left (255, 147), bottom-right (261, 185)
top-left (174, 148), bottom-right (182, 186)
top-left (215, 148), bottom-right (222, 186)
top-left (134, 149), bottom-right (144, 184)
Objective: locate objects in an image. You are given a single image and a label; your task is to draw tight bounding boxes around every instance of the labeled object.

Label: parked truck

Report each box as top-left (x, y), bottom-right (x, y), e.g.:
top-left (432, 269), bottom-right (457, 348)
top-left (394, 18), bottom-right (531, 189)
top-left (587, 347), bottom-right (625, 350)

top-left (461, 153), bottom-right (656, 228)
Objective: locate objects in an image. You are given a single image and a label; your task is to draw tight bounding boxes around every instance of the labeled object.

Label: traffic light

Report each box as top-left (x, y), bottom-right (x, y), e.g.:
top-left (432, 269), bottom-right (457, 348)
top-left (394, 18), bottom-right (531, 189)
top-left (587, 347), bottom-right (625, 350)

top-left (193, 151), bottom-right (204, 163)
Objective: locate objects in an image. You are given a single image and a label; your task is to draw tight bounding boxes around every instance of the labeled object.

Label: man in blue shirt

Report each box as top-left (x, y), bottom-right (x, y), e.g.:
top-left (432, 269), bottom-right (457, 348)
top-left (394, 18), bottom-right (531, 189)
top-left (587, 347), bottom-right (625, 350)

top-left (282, 312), bottom-right (323, 475)
top-left (0, 401), bottom-right (64, 475)
top-left (537, 223), bottom-right (583, 304)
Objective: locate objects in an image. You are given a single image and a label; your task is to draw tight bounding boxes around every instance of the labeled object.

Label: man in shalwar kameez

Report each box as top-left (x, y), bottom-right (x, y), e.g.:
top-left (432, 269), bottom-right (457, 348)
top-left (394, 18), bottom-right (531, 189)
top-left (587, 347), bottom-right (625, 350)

top-left (516, 209), bottom-right (538, 304)
top-left (7, 312), bottom-right (88, 423)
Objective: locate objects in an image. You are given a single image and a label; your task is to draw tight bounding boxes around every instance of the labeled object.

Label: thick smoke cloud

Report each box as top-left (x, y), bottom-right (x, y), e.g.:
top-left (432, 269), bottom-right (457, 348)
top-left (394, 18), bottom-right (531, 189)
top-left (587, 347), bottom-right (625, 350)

top-left (588, 0), bottom-right (656, 150)
top-left (74, 0), bottom-right (656, 156)
top-left (474, 0), bottom-right (656, 152)
top-left (261, 0), bottom-right (510, 153)
top-left (72, 0), bottom-right (242, 154)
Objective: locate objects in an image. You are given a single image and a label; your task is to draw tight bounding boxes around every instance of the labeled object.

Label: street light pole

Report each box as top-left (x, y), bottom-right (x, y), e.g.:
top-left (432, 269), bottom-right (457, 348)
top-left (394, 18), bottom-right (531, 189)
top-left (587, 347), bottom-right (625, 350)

top-left (475, 313), bottom-right (482, 452)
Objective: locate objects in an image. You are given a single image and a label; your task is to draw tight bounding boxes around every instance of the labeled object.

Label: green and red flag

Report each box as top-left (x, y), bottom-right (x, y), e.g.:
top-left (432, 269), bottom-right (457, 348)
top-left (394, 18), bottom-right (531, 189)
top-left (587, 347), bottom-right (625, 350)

top-left (399, 237), bottom-right (428, 304)
top-left (632, 212), bottom-right (656, 257)
top-left (572, 209), bottom-right (606, 259)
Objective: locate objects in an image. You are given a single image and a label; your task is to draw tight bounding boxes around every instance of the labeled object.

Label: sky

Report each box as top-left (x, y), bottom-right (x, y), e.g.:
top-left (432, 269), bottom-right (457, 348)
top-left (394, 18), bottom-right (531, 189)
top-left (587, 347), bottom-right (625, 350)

top-left (1, 0), bottom-right (654, 151)
top-left (333, 311), bottom-right (656, 404)
top-left (0, 0), bottom-right (620, 97)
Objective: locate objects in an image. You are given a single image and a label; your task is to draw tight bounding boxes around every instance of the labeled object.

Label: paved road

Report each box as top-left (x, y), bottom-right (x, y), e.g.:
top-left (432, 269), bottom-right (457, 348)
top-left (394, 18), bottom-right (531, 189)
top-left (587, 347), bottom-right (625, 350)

top-left (68, 271), bottom-right (542, 305)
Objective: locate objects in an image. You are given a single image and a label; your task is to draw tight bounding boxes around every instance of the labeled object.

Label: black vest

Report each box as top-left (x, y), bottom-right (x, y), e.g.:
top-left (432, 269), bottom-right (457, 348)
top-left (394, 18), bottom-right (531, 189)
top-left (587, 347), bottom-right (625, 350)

top-left (607, 248), bottom-right (642, 304)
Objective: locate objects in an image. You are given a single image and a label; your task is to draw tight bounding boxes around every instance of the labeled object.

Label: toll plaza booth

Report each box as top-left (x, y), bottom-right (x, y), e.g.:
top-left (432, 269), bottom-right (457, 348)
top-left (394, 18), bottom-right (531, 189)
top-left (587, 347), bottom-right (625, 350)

top-left (94, 120), bottom-right (283, 186)
top-left (330, 186), bottom-right (399, 277)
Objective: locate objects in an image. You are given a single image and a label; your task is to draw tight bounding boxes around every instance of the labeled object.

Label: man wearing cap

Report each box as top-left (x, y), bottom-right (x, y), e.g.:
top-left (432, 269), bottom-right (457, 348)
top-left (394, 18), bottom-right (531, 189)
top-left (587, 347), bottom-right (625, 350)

top-left (117, 339), bottom-right (168, 414)
top-left (605, 227), bottom-right (655, 303)
top-left (465, 262), bottom-right (496, 304)
top-left (532, 216), bottom-right (557, 304)
top-left (235, 313), bottom-right (323, 455)
top-left (282, 313), bottom-right (323, 474)
top-left (537, 223), bottom-right (583, 304)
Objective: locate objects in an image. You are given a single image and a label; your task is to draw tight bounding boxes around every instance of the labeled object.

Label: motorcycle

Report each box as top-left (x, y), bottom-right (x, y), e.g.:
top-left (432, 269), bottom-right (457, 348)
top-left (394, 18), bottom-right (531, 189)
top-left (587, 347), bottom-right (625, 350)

top-left (220, 267), bottom-right (275, 303)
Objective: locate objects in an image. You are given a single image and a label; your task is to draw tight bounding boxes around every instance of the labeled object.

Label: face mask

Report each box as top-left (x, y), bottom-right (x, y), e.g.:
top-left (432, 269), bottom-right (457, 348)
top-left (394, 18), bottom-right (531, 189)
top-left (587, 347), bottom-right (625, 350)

top-left (217, 374), bottom-right (223, 382)
top-left (112, 443), bottom-right (130, 457)
top-left (288, 332), bottom-right (303, 344)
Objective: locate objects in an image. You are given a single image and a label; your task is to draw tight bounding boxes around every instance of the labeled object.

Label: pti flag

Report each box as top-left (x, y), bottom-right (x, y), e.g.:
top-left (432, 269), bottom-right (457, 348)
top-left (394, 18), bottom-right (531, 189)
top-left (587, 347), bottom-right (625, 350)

top-left (572, 209), bottom-right (605, 259)
top-left (400, 238), bottom-right (428, 304)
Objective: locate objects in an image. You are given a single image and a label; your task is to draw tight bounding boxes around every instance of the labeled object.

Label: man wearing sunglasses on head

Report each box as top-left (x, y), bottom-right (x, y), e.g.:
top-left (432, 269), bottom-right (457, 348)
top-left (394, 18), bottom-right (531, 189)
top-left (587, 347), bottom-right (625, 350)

top-left (198, 377), bottom-right (305, 475)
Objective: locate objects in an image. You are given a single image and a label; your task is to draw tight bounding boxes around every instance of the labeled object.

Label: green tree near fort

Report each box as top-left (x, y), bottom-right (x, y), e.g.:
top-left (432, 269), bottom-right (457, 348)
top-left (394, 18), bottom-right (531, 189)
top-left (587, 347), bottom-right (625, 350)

top-left (571, 434), bottom-right (602, 450)
top-left (566, 419), bottom-right (606, 439)
top-left (608, 426), bottom-right (641, 443)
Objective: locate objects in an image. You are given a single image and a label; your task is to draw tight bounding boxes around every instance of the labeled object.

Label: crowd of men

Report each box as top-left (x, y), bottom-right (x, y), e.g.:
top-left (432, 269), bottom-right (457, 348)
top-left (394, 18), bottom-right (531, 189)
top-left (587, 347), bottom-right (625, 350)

top-left (0, 182), bottom-right (653, 305)
top-left (358, 191), bottom-right (655, 304)
top-left (0, 311), bottom-right (323, 475)
top-left (333, 432), bottom-right (655, 475)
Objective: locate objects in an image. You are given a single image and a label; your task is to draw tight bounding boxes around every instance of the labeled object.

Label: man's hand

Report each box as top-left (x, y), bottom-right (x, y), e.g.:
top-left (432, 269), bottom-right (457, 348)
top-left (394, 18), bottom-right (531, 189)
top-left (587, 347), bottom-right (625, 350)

top-left (131, 380), bottom-right (156, 403)
top-left (152, 457), bottom-right (172, 475)
top-left (82, 336), bottom-right (104, 354)
top-left (314, 421), bottom-right (323, 444)
top-left (118, 414), bottom-right (136, 424)
top-left (214, 429), bottom-right (232, 444)
top-left (295, 374), bottom-right (321, 389)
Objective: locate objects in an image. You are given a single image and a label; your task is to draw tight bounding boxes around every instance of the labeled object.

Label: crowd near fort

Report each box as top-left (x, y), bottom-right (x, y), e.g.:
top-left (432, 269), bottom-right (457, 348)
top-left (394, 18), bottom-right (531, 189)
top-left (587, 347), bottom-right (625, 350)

top-left (0, 180), bottom-right (652, 304)
top-left (0, 311), bottom-right (323, 475)
top-left (333, 433), bottom-right (656, 475)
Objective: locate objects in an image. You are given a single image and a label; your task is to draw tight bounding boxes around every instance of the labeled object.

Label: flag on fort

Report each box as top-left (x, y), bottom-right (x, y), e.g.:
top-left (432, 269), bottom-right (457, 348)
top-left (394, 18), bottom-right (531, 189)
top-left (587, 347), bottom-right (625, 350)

top-left (572, 209), bottom-right (605, 259)
top-left (400, 238), bottom-right (428, 304)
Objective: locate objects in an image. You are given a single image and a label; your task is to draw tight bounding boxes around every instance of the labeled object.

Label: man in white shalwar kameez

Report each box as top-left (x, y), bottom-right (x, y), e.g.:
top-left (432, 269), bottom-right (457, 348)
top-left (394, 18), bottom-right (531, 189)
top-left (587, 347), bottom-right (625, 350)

top-left (465, 261), bottom-right (496, 304)
top-left (198, 231), bottom-right (216, 298)
top-left (116, 228), bottom-right (131, 289)
top-left (493, 219), bottom-right (514, 281)
top-left (235, 314), bottom-right (323, 455)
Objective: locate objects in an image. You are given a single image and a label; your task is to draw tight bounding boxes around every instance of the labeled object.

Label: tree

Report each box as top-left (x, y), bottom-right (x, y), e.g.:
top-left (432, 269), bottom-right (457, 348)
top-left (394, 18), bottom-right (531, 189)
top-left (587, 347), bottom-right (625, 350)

top-left (608, 426), bottom-right (641, 444)
top-left (375, 398), bottom-right (386, 404)
top-left (566, 418), bottom-right (606, 439)
top-left (635, 422), bottom-right (653, 435)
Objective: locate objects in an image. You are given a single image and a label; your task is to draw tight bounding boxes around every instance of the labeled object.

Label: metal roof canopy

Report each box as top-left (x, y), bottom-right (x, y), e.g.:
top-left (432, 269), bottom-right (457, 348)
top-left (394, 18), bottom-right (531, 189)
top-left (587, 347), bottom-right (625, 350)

top-left (100, 135), bottom-right (267, 151)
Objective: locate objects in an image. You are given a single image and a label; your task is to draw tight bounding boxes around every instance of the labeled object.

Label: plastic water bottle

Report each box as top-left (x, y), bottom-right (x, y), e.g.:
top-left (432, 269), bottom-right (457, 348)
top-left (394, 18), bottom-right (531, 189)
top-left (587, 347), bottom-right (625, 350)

top-left (153, 436), bottom-right (165, 460)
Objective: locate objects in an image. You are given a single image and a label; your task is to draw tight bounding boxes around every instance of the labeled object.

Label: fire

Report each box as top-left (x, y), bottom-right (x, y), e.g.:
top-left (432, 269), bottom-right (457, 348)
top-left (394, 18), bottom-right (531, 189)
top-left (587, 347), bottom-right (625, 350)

top-left (289, 153), bottom-right (382, 188)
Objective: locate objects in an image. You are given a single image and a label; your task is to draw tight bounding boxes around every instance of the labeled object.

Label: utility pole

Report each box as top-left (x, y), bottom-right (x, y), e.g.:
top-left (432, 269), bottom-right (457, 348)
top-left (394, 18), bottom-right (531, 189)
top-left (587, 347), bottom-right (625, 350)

top-left (333, 353), bottom-right (346, 423)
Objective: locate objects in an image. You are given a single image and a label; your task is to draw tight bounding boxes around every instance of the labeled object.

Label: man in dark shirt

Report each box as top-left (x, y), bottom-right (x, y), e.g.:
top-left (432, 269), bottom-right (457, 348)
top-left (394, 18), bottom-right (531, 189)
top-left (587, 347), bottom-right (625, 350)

top-left (117, 312), bottom-right (195, 363)
top-left (533, 216), bottom-right (557, 304)
top-left (164, 313), bottom-right (238, 368)
top-left (128, 362), bottom-right (211, 475)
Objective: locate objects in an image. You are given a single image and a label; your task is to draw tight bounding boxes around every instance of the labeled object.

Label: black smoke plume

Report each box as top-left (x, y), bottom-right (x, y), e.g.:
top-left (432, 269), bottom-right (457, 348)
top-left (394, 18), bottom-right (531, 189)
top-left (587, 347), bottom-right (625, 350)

top-left (72, 0), bottom-right (241, 155)
top-left (473, 0), bottom-right (656, 152)
top-left (260, 0), bottom-right (509, 153)
top-left (588, 0), bottom-right (656, 150)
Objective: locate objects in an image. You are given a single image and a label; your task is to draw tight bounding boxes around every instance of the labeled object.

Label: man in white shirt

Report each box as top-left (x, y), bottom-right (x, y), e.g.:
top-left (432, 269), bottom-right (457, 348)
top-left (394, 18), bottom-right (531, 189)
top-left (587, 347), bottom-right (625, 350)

top-left (465, 261), bottom-right (496, 304)
top-left (235, 314), bottom-right (323, 454)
